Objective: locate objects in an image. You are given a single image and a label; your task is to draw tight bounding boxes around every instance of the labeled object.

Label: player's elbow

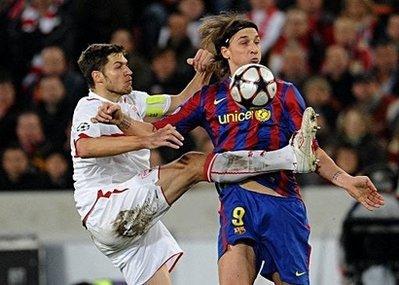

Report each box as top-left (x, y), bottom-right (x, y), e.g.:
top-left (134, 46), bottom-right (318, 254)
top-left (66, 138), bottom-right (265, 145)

top-left (76, 139), bottom-right (93, 158)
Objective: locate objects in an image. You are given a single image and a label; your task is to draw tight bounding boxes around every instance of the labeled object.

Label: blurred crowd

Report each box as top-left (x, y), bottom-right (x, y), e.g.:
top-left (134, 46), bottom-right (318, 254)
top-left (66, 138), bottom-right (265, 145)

top-left (0, 0), bottom-right (398, 191)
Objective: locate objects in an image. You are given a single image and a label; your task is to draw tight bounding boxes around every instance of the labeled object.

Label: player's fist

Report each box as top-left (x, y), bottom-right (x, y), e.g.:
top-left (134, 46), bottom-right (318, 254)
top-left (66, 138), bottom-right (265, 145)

top-left (91, 102), bottom-right (123, 125)
top-left (187, 49), bottom-right (214, 73)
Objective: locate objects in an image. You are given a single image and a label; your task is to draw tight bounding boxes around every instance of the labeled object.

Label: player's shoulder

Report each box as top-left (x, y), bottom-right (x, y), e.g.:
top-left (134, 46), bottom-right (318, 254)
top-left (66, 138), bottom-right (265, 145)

top-left (123, 90), bottom-right (149, 105)
top-left (199, 79), bottom-right (227, 97)
top-left (74, 96), bottom-right (102, 114)
top-left (276, 78), bottom-right (294, 89)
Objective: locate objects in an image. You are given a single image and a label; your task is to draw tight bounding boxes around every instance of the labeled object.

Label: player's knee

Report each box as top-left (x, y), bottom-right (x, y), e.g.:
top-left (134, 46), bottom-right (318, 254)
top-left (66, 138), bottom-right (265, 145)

top-left (178, 152), bottom-right (206, 178)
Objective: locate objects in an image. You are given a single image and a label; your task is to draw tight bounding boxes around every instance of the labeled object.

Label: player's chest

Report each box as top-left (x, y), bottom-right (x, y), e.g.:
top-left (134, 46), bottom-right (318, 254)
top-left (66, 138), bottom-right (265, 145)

top-left (206, 97), bottom-right (278, 129)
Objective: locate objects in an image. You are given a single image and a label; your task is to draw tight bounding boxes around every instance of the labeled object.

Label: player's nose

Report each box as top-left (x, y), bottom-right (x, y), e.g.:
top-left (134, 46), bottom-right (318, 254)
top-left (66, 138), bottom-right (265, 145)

top-left (125, 66), bottom-right (133, 76)
top-left (249, 44), bottom-right (259, 54)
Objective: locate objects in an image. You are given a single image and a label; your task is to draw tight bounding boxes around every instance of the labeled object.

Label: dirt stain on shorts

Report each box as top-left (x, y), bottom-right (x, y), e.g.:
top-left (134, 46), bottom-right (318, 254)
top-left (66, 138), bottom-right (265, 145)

top-left (113, 195), bottom-right (159, 238)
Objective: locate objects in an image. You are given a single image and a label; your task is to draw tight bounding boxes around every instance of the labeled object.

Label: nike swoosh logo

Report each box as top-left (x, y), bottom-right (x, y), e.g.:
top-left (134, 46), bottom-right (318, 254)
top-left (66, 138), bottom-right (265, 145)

top-left (214, 97), bottom-right (227, 105)
top-left (295, 271), bottom-right (306, 277)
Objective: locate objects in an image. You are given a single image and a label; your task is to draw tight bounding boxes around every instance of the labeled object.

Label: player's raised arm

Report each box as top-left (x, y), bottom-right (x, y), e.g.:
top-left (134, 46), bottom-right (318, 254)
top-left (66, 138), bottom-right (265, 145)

top-left (160, 49), bottom-right (214, 115)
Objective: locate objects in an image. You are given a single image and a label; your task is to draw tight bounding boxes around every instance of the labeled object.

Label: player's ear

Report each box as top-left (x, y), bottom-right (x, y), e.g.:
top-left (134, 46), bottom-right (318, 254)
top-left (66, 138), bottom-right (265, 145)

top-left (92, 70), bottom-right (104, 85)
top-left (221, 47), bottom-right (230, 60)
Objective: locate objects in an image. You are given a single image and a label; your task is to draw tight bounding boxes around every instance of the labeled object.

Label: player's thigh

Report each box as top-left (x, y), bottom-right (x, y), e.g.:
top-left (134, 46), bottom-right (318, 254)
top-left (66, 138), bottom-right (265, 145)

top-left (157, 151), bottom-right (207, 204)
top-left (86, 171), bottom-right (170, 246)
top-left (146, 264), bottom-right (172, 285)
top-left (218, 243), bottom-right (257, 285)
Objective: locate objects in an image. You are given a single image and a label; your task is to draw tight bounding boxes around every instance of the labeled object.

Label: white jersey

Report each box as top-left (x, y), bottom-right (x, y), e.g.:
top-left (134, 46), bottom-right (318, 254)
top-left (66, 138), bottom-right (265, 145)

top-left (71, 90), bottom-right (151, 218)
top-left (70, 90), bottom-right (182, 284)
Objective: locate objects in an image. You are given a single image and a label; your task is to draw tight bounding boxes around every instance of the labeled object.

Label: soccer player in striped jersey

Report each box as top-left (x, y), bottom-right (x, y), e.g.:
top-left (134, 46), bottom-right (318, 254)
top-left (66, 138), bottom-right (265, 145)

top-left (149, 14), bottom-right (385, 285)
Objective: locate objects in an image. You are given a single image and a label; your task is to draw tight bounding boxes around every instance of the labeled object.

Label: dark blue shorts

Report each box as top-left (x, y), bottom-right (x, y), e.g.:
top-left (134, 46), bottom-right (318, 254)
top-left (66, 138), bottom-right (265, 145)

top-left (218, 185), bottom-right (311, 285)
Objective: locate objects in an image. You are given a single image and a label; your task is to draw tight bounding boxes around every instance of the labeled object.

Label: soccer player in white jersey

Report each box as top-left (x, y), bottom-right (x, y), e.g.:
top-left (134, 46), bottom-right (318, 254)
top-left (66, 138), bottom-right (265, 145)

top-left (71, 44), bottom-right (382, 285)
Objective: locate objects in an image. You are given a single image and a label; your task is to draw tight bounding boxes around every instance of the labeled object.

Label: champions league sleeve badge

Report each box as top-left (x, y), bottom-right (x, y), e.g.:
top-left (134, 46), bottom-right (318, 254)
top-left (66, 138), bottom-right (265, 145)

top-left (77, 122), bottom-right (90, 132)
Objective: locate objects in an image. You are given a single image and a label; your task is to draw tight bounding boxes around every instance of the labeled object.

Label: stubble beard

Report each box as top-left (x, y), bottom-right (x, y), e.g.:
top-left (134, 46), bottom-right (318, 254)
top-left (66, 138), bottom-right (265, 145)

top-left (106, 86), bottom-right (132, 96)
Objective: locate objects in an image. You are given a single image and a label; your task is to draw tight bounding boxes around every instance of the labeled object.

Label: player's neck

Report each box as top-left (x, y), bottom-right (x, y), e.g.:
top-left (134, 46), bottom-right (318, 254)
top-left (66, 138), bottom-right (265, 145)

top-left (92, 87), bottom-right (121, 102)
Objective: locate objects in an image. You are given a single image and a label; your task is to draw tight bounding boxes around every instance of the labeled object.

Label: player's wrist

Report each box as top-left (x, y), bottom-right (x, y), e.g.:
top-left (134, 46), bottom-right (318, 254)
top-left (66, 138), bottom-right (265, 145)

top-left (116, 114), bottom-right (131, 131)
top-left (332, 170), bottom-right (353, 188)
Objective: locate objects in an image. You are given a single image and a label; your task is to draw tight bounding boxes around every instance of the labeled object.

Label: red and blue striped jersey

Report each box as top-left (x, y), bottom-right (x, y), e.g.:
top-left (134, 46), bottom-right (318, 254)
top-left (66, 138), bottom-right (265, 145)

top-left (153, 77), bottom-right (307, 197)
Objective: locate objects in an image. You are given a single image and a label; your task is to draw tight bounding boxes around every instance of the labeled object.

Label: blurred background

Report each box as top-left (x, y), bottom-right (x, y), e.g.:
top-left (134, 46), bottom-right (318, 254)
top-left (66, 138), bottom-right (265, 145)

top-left (0, 0), bottom-right (398, 284)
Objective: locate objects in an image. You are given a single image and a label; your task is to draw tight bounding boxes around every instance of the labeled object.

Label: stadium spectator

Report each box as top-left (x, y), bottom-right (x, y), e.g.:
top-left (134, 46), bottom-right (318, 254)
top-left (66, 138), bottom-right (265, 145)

top-left (178, 0), bottom-right (206, 48)
top-left (149, 47), bottom-right (185, 95)
top-left (351, 73), bottom-right (398, 141)
top-left (140, 0), bottom-right (180, 58)
top-left (246, 0), bottom-right (285, 55)
top-left (0, 74), bottom-right (18, 151)
top-left (269, 7), bottom-right (324, 74)
top-left (296, 0), bottom-right (335, 46)
top-left (333, 17), bottom-right (373, 73)
top-left (278, 42), bottom-right (309, 90)
top-left (42, 151), bottom-right (73, 189)
top-left (34, 75), bottom-right (73, 149)
top-left (110, 28), bottom-right (152, 91)
top-left (23, 46), bottom-right (86, 105)
top-left (334, 107), bottom-right (387, 168)
top-left (372, 40), bottom-right (399, 96)
top-left (5, 0), bottom-right (75, 84)
top-left (74, 0), bottom-right (132, 57)
top-left (302, 76), bottom-right (338, 144)
top-left (322, 45), bottom-right (356, 107)
top-left (158, 12), bottom-right (196, 83)
top-left (334, 143), bottom-right (361, 175)
top-left (0, 145), bottom-right (47, 190)
top-left (341, 0), bottom-right (377, 45)
top-left (15, 111), bottom-right (52, 170)
top-left (385, 13), bottom-right (399, 49)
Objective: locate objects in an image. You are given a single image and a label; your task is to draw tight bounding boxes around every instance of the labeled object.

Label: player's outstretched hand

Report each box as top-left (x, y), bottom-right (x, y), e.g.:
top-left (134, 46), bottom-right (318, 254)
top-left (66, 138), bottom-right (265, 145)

top-left (345, 175), bottom-right (385, 211)
top-left (146, 124), bottom-right (184, 150)
top-left (187, 49), bottom-right (214, 73)
top-left (91, 102), bottom-right (123, 125)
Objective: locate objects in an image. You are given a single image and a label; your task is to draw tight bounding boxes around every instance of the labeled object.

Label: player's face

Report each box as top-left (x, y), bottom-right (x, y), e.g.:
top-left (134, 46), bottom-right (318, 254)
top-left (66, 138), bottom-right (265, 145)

top-left (221, 28), bottom-right (261, 75)
top-left (101, 53), bottom-right (133, 95)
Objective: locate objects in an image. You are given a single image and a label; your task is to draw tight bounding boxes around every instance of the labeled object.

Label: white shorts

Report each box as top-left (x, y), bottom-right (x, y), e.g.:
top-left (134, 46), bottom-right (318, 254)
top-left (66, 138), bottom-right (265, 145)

top-left (82, 168), bottom-right (183, 285)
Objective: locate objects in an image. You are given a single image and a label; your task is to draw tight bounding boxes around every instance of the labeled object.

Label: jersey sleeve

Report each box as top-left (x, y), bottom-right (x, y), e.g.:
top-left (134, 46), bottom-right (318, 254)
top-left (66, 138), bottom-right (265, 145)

top-left (127, 91), bottom-right (150, 119)
top-left (71, 101), bottom-right (101, 142)
top-left (152, 90), bottom-right (204, 134)
top-left (127, 91), bottom-right (171, 119)
top-left (282, 83), bottom-right (306, 134)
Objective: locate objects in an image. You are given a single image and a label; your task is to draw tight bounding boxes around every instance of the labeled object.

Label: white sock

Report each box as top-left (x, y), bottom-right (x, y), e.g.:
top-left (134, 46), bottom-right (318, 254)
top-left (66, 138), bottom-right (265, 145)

top-left (205, 145), bottom-right (296, 182)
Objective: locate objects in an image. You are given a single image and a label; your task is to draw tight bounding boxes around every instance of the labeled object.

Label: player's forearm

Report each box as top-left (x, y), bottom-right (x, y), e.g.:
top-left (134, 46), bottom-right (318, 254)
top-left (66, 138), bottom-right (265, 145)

top-left (168, 71), bottom-right (212, 113)
top-left (116, 113), bottom-right (155, 136)
top-left (315, 148), bottom-right (353, 189)
top-left (76, 136), bottom-right (148, 158)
